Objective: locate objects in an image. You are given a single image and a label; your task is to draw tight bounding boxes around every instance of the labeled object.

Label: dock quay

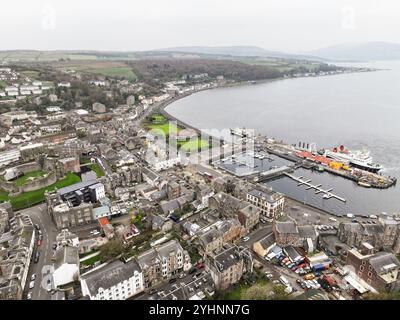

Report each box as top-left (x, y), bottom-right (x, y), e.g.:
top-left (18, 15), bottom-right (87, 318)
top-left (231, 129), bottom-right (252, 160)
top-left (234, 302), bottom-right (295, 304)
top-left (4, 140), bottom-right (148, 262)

top-left (254, 165), bottom-right (295, 182)
top-left (261, 144), bottom-right (396, 190)
top-left (283, 172), bottom-right (347, 202)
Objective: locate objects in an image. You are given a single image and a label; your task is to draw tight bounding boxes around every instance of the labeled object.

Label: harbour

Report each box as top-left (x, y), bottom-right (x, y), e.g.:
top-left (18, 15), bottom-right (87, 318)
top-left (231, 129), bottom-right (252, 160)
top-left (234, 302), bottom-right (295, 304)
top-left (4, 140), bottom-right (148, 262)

top-left (165, 61), bottom-right (400, 215)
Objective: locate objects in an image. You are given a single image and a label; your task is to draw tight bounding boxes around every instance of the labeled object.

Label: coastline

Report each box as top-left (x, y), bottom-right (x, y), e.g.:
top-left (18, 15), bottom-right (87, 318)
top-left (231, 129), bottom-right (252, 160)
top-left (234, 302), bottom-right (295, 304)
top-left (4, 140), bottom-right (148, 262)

top-left (149, 68), bottom-right (395, 217)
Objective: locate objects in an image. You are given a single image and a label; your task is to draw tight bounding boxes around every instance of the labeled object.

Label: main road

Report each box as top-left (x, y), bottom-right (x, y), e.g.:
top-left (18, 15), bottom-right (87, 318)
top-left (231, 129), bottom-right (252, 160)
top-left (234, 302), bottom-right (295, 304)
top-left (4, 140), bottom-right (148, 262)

top-left (20, 204), bottom-right (58, 300)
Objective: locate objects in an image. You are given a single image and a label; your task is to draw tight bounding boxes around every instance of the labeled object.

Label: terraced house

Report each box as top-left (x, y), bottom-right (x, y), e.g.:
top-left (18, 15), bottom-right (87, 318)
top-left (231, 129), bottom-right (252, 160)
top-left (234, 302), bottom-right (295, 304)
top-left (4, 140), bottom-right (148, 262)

top-left (136, 240), bottom-right (191, 288)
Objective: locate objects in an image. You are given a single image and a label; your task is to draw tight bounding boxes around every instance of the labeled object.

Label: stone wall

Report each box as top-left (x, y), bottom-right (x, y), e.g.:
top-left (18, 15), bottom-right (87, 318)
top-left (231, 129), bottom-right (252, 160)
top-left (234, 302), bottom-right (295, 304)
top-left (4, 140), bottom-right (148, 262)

top-left (0, 160), bottom-right (58, 194)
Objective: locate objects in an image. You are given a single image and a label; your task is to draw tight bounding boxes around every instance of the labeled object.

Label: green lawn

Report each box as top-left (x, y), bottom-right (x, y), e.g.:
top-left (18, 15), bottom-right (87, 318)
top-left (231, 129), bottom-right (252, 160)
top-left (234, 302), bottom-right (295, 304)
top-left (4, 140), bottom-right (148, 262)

top-left (89, 163), bottom-right (104, 178)
top-left (0, 173), bottom-right (81, 210)
top-left (80, 159), bottom-right (104, 178)
top-left (80, 254), bottom-right (102, 266)
top-left (150, 114), bottom-right (167, 124)
top-left (179, 138), bottom-right (209, 152)
top-left (147, 123), bottom-right (181, 136)
top-left (13, 170), bottom-right (47, 186)
top-left (0, 80), bottom-right (7, 89)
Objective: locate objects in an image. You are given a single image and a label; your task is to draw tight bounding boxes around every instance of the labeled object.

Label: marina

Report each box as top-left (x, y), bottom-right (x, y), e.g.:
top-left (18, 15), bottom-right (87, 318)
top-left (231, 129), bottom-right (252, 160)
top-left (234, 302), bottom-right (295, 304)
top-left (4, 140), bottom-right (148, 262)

top-left (283, 172), bottom-right (347, 203)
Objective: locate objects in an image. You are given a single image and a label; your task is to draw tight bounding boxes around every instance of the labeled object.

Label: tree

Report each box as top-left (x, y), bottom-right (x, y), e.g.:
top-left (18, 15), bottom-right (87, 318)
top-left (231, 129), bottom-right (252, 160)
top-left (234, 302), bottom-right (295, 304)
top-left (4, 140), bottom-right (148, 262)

top-left (271, 285), bottom-right (290, 300)
top-left (99, 239), bottom-right (125, 261)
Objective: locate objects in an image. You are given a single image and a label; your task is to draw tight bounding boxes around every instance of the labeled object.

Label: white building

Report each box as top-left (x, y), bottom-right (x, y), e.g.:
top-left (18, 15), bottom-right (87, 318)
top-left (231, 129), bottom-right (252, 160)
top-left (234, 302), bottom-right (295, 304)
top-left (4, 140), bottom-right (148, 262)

top-left (58, 82), bottom-right (71, 88)
top-left (80, 259), bottom-right (144, 300)
top-left (53, 246), bottom-right (80, 288)
top-left (246, 188), bottom-right (285, 220)
top-left (0, 149), bottom-right (21, 167)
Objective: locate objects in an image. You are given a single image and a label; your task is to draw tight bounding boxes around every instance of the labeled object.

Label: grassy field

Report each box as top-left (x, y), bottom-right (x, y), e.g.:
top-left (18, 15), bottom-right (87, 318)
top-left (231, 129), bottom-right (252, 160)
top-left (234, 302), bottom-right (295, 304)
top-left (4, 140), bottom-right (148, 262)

top-left (239, 57), bottom-right (321, 72)
top-left (57, 61), bottom-right (137, 81)
top-left (0, 80), bottom-right (6, 89)
top-left (179, 138), bottom-right (209, 152)
top-left (85, 67), bottom-right (137, 81)
top-left (147, 123), bottom-right (181, 136)
top-left (13, 170), bottom-right (47, 186)
top-left (20, 70), bottom-right (40, 79)
top-left (0, 173), bottom-right (81, 210)
top-left (220, 279), bottom-right (272, 300)
top-left (150, 114), bottom-right (167, 124)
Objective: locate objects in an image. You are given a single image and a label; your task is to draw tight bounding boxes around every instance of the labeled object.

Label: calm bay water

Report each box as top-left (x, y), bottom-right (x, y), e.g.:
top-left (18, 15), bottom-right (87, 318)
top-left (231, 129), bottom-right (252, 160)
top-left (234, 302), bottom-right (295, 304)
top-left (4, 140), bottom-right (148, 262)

top-left (166, 61), bottom-right (400, 216)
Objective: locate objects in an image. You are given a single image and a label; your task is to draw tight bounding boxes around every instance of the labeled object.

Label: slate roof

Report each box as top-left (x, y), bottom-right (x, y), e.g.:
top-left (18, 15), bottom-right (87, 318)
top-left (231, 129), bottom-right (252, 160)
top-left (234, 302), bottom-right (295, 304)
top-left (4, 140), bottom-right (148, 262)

top-left (81, 259), bottom-right (141, 296)
top-left (369, 252), bottom-right (400, 274)
top-left (275, 221), bottom-right (298, 234)
top-left (54, 246), bottom-right (79, 269)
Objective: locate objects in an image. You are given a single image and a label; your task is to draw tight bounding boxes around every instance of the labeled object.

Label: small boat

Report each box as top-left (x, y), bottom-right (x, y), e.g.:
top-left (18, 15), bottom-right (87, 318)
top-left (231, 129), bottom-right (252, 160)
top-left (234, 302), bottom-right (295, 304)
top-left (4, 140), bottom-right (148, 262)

top-left (358, 181), bottom-right (371, 188)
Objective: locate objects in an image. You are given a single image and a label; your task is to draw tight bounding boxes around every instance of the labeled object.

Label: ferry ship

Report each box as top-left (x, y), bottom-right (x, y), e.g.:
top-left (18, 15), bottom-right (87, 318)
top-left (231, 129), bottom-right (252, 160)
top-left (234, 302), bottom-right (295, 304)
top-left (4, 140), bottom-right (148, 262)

top-left (324, 145), bottom-right (383, 173)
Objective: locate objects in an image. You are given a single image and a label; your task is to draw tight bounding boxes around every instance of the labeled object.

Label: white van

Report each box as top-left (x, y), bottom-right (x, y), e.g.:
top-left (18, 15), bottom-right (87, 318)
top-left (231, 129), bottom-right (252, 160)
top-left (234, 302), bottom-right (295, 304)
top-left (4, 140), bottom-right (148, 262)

top-left (279, 276), bottom-right (290, 287)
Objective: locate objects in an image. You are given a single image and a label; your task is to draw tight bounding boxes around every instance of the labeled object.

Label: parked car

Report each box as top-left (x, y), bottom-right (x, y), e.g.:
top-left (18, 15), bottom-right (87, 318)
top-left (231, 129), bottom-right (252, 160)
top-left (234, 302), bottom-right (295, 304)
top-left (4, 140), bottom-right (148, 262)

top-left (27, 292), bottom-right (32, 300)
top-left (37, 239), bottom-right (42, 246)
top-left (34, 251), bottom-right (40, 263)
top-left (34, 224), bottom-right (40, 230)
top-left (148, 289), bottom-right (157, 295)
top-left (304, 274), bottom-right (315, 280)
top-left (242, 236), bottom-right (250, 242)
top-left (31, 274), bottom-right (36, 281)
top-left (29, 281), bottom-right (35, 289)
top-left (169, 278), bottom-right (177, 284)
top-left (196, 262), bottom-right (205, 269)
top-left (178, 273), bottom-right (185, 279)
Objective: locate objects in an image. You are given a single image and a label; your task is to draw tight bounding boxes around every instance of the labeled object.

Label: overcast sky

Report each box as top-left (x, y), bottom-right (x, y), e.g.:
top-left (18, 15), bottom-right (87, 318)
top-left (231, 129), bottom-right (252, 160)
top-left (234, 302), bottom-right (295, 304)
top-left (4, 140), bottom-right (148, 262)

top-left (1, 0), bottom-right (399, 53)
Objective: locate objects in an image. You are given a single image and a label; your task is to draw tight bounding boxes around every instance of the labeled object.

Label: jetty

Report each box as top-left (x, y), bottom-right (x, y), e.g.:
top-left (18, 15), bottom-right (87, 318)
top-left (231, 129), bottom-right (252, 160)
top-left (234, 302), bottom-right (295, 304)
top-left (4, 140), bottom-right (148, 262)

top-left (284, 173), bottom-right (347, 202)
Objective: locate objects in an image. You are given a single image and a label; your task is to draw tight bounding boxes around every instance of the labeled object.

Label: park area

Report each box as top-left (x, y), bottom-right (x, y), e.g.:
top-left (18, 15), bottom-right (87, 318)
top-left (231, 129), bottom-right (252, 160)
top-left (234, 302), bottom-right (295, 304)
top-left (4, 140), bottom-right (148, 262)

top-left (0, 173), bottom-right (81, 210)
top-left (145, 114), bottom-right (210, 151)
